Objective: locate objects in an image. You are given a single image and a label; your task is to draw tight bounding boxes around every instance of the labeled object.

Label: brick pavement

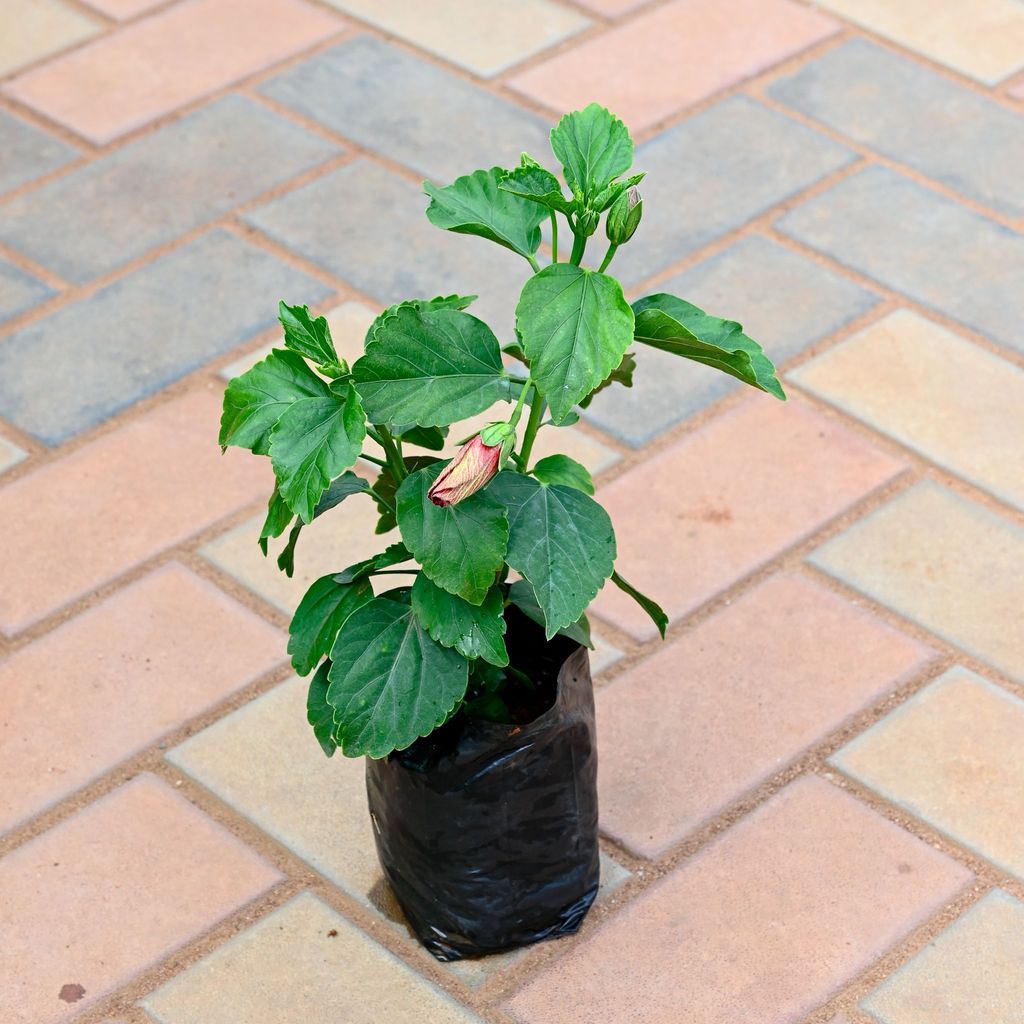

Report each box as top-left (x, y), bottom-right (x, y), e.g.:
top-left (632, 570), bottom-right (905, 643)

top-left (0, 2), bottom-right (1021, 1022)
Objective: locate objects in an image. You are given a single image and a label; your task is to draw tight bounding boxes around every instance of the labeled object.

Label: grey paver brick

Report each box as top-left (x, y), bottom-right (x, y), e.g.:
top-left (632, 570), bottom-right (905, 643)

top-left (0, 259), bottom-right (53, 325)
top-left (0, 108), bottom-right (78, 195)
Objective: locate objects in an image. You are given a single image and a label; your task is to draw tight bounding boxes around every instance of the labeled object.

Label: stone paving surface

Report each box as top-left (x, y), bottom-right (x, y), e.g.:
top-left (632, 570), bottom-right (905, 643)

top-left (0, 2), bottom-right (1019, 1022)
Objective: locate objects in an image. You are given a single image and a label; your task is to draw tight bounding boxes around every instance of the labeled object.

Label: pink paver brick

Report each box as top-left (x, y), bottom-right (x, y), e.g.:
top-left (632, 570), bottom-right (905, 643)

top-left (508, 0), bottom-right (838, 131)
top-left (2, 0), bottom-right (343, 144)
top-left (0, 389), bottom-right (271, 637)
top-left (505, 776), bottom-right (971, 1024)
top-left (0, 774), bottom-right (281, 1024)
top-left (591, 397), bottom-right (905, 641)
top-left (597, 573), bottom-right (935, 858)
top-left (81, 0), bottom-right (169, 18)
top-left (0, 563), bottom-right (285, 836)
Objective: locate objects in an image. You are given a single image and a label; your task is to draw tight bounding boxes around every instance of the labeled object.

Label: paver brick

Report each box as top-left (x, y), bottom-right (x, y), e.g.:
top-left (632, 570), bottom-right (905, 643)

top-left (598, 573), bottom-right (934, 858)
top-left (591, 397), bottom-right (905, 641)
top-left (815, 0), bottom-right (1024, 85)
top-left (612, 96), bottom-right (854, 288)
top-left (0, 433), bottom-right (26, 475)
top-left (2, 0), bottom-right (342, 144)
top-left (792, 309), bottom-right (1024, 511)
top-left (572, 0), bottom-right (645, 14)
top-left (318, 0), bottom-right (589, 77)
top-left (0, 774), bottom-right (281, 1024)
top-left (0, 109), bottom-right (78, 196)
top-left (80, 0), bottom-right (170, 18)
top-left (833, 668), bottom-right (1024, 881)
top-left (142, 893), bottom-right (483, 1024)
top-left (508, 0), bottom-right (837, 132)
top-left (862, 889), bottom-right (1024, 1024)
top-left (776, 166), bottom-right (1024, 356)
top-left (768, 39), bottom-right (1024, 218)
top-left (259, 36), bottom-right (553, 183)
top-left (0, 564), bottom-right (285, 836)
top-left (0, 258), bottom-right (52, 326)
top-left (0, 0), bottom-right (99, 77)
top-left (0, 389), bottom-right (271, 636)
top-left (504, 776), bottom-right (971, 1024)
top-left (244, 159), bottom-right (533, 338)
top-left (0, 95), bottom-right (340, 285)
top-left (0, 230), bottom-right (333, 445)
top-left (584, 234), bottom-right (878, 446)
top-left (810, 482), bottom-right (1024, 683)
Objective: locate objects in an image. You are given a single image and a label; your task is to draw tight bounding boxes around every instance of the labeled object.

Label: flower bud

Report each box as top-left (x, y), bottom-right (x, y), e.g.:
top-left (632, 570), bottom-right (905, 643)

top-left (605, 186), bottom-right (642, 245)
top-left (576, 207), bottom-right (599, 237)
top-left (428, 434), bottom-right (503, 508)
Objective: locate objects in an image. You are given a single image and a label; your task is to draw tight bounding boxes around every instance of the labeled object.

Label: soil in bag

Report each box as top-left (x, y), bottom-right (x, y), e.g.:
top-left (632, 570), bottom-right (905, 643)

top-left (364, 608), bottom-right (600, 960)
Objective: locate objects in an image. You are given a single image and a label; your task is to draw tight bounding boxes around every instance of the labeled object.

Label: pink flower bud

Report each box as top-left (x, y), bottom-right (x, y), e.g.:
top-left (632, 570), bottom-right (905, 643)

top-left (428, 434), bottom-right (502, 507)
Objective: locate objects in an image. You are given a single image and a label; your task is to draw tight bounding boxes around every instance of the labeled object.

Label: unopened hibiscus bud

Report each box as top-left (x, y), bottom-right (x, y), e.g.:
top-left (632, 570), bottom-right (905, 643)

top-left (576, 207), bottom-right (599, 237)
top-left (606, 186), bottom-right (642, 245)
top-left (428, 433), bottom-right (503, 508)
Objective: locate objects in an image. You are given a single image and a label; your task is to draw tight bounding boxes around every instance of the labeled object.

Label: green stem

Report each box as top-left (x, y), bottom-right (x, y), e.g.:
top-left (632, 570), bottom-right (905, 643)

top-left (598, 242), bottom-right (618, 273)
top-left (365, 485), bottom-right (395, 513)
top-left (517, 390), bottom-right (545, 470)
top-left (550, 213), bottom-right (559, 263)
top-left (527, 254), bottom-right (541, 274)
top-left (375, 425), bottom-right (407, 482)
top-left (569, 232), bottom-right (586, 266)
top-left (359, 452), bottom-right (388, 468)
top-left (507, 375), bottom-right (532, 431)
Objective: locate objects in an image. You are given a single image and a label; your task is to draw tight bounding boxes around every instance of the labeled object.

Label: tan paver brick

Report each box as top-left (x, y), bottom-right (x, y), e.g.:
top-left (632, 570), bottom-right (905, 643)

top-left (0, 774), bottom-right (281, 1024)
top-left (0, 389), bottom-right (271, 636)
top-left (142, 892), bottom-right (483, 1023)
top-left (572, 0), bottom-right (645, 15)
top-left (862, 889), bottom-right (1024, 1024)
top-left (319, 0), bottom-right (589, 77)
top-left (810, 482), bottom-right (1024, 682)
top-left (81, 0), bottom-right (168, 18)
top-left (0, 0), bottom-right (99, 77)
top-left (833, 668), bottom-right (1024, 881)
top-left (598, 573), bottom-right (934, 858)
top-left (508, 0), bottom-right (837, 131)
top-left (2, 0), bottom-right (342, 144)
top-left (505, 776), bottom-right (970, 1024)
top-left (816, 0), bottom-right (1024, 85)
top-left (591, 397), bottom-right (905, 641)
top-left (792, 309), bottom-right (1024, 511)
top-left (0, 564), bottom-right (285, 835)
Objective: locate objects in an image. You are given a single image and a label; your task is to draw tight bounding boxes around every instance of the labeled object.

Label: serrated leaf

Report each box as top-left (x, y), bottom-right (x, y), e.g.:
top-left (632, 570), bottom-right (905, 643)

top-left (396, 462), bottom-right (508, 605)
top-left (326, 598), bottom-right (469, 758)
top-left (516, 264), bottom-right (635, 423)
top-left (490, 471), bottom-right (615, 638)
top-left (371, 456), bottom-right (440, 535)
top-left (498, 157), bottom-right (573, 214)
top-left (258, 486), bottom-right (293, 555)
top-left (550, 103), bottom-right (633, 197)
top-left (610, 570), bottom-right (668, 639)
top-left (579, 351), bottom-right (636, 409)
top-left (364, 294), bottom-right (477, 347)
top-left (411, 575), bottom-right (508, 667)
top-left (277, 520), bottom-right (303, 577)
top-left (507, 579), bottom-right (592, 649)
top-left (425, 167), bottom-right (547, 259)
top-left (278, 301), bottom-right (340, 370)
top-left (354, 305), bottom-right (512, 428)
top-left (219, 349), bottom-right (329, 455)
top-left (591, 171), bottom-right (646, 212)
top-left (632, 294), bottom-right (785, 400)
top-left (314, 471), bottom-right (372, 518)
top-left (333, 542), bottom-right (413, 585)
top-left (289, 575), bottom-right (374, 676)
top-left (393, 424), bottom-right (448, 451)
top-left (531, 454), bottom-right (594, 495)
top-left (307, 660), bottom-right (337, 757)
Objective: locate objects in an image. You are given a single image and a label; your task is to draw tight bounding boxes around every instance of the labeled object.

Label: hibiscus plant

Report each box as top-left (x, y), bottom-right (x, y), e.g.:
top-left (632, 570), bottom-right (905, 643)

top-left (220, 103), bottom-right (785, 760)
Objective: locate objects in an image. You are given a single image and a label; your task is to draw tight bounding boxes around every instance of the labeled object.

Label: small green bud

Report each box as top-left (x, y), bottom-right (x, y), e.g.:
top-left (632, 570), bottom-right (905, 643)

top-left (606, 186), bottom-right (642, 245)
top-left (576, 208), bottom-right (599, 237)
top-left (480, 420), bottom-right (515, 447)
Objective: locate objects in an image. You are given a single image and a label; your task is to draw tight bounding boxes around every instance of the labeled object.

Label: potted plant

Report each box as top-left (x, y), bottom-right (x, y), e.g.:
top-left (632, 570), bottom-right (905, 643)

top-left (219, 103), bottom-right (784, 961)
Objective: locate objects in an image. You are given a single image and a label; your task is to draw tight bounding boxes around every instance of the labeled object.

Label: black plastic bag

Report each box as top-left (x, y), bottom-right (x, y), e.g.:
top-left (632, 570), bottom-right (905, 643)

top-left (364, 623), bottom-right (600, 961)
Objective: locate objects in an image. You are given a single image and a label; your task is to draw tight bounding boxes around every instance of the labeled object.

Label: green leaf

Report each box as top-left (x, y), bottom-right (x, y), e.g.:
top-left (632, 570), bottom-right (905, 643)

top-left (278, 301), bottom-right (341, 371)
top-left (396, 462), bottom-right (508, 605)
top-left (579, 351), bottom-right (636, 409)
top-left (326, 598), bottom-right (469, 758)
top-left (371, 456), bottom-right (440, 535)
top-left (411, 575), bottom-right (508, 667)
top-left (219, 349), bottom-right (328, 455)
top-left (507, 579), bottom-right (592, 649)
top-left (269, 383), bottom-right (366, 523)
top-left (333, 542), bottom-right (413, 585)
top-left (610, 570), bottom-right (668, 639)
top-left (354, 305), bottom-right (512, 428)
top-left (425, 167), bottom-right (547, 259)
top-left (258, 486), bottom-right (293, 555)
top-left (393, 424), bottom-right (448, 451)
top-left (277, 520), bottom-right (303, 577)
top-left (364, 294), bottom-right (476, 347)
top-left (550, 103), bottom-right (633, 198)
top-left (288, 575), bottom-right (373, 676)
top-left (307, 660), bottom-right (337, 757)
top-left (531, 454), bottom-right (594, 495)
top-left (516, 264), bottom-right (635, 423)
top-left (490, 471), bottom-right (615, 638)
top-left (498, 155), bottom-right (573, 214)
top-left (632, 294), bottom-right (785, 400)
top-left (313, 471), bottom-right (372, 518)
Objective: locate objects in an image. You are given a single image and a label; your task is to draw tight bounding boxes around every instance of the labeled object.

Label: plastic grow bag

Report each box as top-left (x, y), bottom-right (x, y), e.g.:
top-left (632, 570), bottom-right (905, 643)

top-left (364, 629), bottom-right (600, 961)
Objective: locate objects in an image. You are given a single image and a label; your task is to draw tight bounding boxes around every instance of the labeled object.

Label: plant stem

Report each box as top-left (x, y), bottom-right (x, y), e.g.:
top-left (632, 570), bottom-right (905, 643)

top-left (569, 232), bottom-right (586, 266)
top-left (375, 425), bottom-right (407, 482)
top-left (550, 213), bottom-right (559, 263)
top-left (527, 254), bottom-right (541, 274)
top-left (365, 485), bottom-right (395, 513)
top-left (598, 242), bottom-right (618, 273)
top-left (507, 375), bottom-right (532, 431)
top-left (359, 452), bottom-right (388, 468)
top-left (517, 390), bottom-right (545, 469)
